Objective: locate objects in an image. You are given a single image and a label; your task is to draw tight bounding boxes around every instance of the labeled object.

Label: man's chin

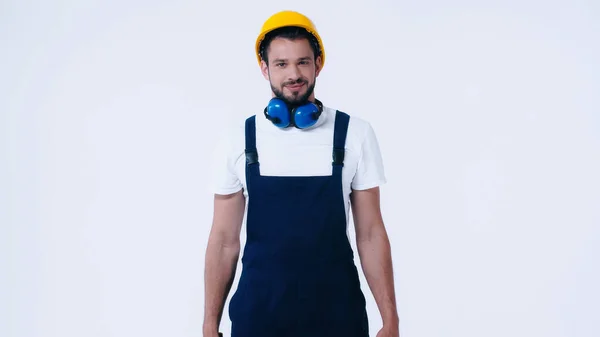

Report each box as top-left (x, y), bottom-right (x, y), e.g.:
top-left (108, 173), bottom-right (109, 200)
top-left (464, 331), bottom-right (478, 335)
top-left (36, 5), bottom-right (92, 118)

top-left (287, 98), bottom-right (309, 106)
top-left (284, 88), bottom-right (306, 98)
top-left (279, 94), bottom-right (306, 105)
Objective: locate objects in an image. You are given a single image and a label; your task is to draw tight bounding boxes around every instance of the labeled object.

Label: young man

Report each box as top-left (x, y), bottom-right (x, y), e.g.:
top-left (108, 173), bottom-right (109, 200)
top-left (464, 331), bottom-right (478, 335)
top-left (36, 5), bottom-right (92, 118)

top-left (203, 10), bottom-right (399, 337)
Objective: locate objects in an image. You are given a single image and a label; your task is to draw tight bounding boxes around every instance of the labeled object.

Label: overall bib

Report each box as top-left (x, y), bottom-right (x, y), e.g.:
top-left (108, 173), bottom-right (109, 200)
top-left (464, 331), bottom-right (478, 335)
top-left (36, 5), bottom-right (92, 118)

top-left (229, 111), bottom-right (369, 337)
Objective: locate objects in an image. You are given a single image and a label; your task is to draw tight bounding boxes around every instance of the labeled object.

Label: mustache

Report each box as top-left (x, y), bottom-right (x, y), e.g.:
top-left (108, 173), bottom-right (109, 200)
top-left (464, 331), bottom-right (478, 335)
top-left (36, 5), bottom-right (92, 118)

top-left (283, 79), bottom-right (307, 86)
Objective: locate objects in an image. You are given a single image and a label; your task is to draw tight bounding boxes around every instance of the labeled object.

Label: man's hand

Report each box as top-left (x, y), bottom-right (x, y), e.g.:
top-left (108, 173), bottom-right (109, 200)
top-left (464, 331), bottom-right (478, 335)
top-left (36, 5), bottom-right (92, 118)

top-left (202, 326), bottom-right (223, 337)
top-left (376, 323), bottom-right (400, 337)
top-left (201, 325), bottom-right (220, 337)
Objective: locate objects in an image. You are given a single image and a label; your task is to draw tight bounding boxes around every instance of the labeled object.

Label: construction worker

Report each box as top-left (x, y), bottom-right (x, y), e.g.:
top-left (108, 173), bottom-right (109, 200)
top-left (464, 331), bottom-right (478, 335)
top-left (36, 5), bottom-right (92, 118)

top-left (203, 10), bottom-right (399, 337)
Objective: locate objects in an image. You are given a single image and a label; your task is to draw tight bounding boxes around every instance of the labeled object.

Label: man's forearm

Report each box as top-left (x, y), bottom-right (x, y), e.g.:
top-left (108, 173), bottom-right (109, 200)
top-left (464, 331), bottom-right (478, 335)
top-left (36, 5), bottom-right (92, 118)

top-left (203, 239), bottom-right (240, 333)
top-left (356, 224), bottom-right (399, 326)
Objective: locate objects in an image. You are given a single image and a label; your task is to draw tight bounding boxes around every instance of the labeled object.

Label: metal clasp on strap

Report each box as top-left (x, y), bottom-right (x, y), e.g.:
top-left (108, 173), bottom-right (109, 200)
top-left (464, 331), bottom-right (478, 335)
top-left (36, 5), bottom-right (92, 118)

top-left (332, 147), bottom-right (345, 166)
top-left (245, 150), bottom-right (258, 165)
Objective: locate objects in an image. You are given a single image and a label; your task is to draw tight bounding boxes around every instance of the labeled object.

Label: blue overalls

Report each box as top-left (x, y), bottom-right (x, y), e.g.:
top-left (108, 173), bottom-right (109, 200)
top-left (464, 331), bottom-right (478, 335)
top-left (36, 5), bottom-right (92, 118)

top-left (228, 110), bottom-right (369, 337)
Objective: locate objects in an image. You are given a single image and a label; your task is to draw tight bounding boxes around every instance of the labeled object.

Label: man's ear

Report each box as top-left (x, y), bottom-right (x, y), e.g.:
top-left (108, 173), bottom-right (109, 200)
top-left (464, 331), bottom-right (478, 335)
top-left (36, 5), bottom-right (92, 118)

top-left (260, 60), bottom-right (269, 80)
top-left (315, 55), bottom-right (323, 77)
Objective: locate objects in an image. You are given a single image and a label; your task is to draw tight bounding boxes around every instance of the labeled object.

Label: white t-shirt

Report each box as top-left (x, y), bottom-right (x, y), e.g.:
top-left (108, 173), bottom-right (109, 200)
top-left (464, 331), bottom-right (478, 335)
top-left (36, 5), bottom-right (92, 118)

top-left (210, 105), bottom-right (387, 219)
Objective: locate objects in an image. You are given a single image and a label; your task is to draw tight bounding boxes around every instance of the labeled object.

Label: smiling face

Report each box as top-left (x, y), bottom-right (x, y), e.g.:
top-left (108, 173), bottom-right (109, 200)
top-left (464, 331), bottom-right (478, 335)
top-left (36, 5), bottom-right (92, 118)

top-left (260, 36), bottom-right (322, 106)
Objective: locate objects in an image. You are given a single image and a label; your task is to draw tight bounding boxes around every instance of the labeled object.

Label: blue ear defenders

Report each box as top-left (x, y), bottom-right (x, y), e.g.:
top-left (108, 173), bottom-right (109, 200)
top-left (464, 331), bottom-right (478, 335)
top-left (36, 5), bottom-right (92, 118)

top-left (264, 98), bottom-right (323, 129)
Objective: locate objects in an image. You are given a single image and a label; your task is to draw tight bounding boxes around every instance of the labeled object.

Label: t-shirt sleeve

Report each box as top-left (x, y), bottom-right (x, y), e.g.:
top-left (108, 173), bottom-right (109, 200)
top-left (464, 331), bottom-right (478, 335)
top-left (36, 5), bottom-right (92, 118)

top-left (351, 122), bottom-right (387, 190)
top-left (209, 124), bottom-right (244, 195)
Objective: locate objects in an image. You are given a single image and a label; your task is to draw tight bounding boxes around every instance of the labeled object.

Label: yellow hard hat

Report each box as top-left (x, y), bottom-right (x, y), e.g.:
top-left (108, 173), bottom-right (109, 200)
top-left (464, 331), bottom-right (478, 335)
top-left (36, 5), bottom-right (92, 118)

top-left (255, 10), bottom-right (325, 67)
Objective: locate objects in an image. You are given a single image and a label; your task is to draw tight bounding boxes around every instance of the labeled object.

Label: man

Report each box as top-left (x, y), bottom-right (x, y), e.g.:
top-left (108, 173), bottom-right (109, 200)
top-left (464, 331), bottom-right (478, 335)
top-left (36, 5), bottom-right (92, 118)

top-left (203, 10), bottom-right (399, 337)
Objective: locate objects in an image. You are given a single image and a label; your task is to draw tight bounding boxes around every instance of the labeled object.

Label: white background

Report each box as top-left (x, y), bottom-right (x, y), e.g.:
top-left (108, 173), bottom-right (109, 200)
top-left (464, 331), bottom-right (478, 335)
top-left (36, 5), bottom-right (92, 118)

top-left (1, 0), bottom-right (599, 336)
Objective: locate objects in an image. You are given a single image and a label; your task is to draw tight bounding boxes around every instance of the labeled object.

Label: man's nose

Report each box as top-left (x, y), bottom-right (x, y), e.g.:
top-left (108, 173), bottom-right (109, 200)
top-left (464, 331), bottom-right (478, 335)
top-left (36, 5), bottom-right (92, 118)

top-left (287, 65), bottom-right (301, 81)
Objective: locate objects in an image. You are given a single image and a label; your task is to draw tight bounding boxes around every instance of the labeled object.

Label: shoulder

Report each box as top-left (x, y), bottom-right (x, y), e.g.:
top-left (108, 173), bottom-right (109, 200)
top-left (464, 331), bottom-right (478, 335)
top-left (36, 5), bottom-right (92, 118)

top-left (222, 116), bottom-right (247, 147)
top-left (348, 113), bottom-right (374, 137)
top-left (324, 106), bottom-right (377, 145)
top-left (328, 109), bottom-right (387, 189)
top-left (214, 114), bottom-right (253, 164)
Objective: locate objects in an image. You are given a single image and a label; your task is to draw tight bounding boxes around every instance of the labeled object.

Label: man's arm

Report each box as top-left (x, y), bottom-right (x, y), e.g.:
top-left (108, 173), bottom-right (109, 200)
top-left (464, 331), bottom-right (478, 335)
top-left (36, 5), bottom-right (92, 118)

top-left (351, 186), bottom-right (399, 331)
top-left (203, 190), bottom-right (245, 336)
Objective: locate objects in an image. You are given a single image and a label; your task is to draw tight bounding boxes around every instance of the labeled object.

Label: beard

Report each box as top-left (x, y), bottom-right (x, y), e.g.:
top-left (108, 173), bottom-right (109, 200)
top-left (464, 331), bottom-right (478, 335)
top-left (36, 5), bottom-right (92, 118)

top-left (270, 77), bottom-right (316, 107)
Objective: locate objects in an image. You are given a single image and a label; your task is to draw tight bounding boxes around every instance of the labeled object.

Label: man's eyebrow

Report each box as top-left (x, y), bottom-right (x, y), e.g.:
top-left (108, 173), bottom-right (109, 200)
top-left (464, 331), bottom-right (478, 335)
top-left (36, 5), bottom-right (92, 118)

top-left (272, 57), bottom-right (312, 63)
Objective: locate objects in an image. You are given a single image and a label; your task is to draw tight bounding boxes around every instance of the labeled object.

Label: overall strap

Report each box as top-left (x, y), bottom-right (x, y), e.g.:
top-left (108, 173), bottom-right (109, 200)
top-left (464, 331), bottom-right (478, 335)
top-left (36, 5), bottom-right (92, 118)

top-left (332, 110), bottom-right (350, 174)
top-left (245, 115), bottom-right (260, 176)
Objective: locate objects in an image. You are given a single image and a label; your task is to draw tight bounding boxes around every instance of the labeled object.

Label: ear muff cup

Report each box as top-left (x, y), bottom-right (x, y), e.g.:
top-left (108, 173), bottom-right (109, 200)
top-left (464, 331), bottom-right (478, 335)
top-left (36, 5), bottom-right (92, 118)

top-left (265, 98), bottom-right (291, 128)
top-left (292, 102), bottom-right (320, 129)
